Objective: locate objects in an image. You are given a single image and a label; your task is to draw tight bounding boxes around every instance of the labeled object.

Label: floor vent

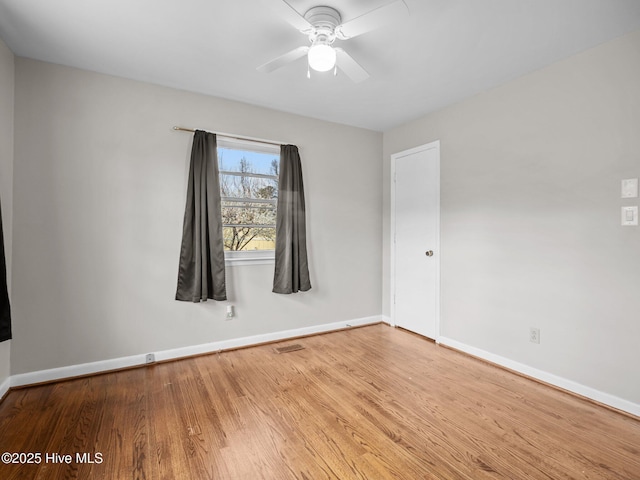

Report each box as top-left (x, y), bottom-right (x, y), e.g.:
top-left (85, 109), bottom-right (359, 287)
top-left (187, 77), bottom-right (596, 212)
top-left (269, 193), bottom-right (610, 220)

top-left (274, 344), bottom-right (305, 354)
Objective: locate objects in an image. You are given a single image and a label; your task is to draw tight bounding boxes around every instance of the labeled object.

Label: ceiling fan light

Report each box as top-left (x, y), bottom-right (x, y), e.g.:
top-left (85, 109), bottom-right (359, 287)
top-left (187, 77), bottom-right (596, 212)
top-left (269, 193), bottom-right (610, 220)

top-left (308, 44), bottom-right (336, 72)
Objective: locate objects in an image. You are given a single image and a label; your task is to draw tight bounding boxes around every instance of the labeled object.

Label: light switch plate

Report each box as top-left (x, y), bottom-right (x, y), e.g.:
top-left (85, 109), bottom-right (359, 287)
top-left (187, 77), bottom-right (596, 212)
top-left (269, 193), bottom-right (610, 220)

top-left (621, 206), bottom-right (638, 226)
top-left (621, 178), bottom-right (638, 198)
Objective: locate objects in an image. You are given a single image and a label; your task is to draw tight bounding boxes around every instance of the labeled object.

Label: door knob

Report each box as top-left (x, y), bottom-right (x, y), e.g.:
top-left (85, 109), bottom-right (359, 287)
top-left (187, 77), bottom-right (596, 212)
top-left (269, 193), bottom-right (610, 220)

top-left (425, 250), bottom-right (434, 257)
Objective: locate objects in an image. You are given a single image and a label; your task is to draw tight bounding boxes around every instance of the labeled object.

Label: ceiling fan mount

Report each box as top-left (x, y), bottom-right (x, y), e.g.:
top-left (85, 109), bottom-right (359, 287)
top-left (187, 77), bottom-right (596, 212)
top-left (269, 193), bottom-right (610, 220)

top-left (258, 0), bottom-right (409, 83)
top-left (304, 6), bottom-right (341, 40)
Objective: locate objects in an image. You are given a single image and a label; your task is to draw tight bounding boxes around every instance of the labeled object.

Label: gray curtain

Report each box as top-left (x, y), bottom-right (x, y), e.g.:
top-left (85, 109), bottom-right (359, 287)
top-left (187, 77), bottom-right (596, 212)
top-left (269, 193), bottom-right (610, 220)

top-left (273, 145), bottom-right (311, 294)
top-left (0, 200), bottom-right (11, 342)
top-left (175, 130), bottom-right (227, 302)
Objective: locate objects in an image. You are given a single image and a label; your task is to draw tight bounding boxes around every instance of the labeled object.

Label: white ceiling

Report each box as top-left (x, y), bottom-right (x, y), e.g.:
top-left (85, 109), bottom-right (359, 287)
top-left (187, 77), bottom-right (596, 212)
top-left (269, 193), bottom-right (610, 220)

top-left (1, 0), bottom-right (640, 131)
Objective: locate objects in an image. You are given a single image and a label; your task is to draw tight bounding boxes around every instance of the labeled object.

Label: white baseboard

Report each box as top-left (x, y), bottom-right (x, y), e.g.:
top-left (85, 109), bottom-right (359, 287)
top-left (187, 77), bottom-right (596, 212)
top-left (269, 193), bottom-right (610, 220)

top-left (9, 316), bottom-right (382, 389)
top-left (0, 376), bottom-right (10, 400)
top-left (9, 320), bottom-right (637, 418)
top-left (381, 315), bottom-right (392, 325)
top-left (438, 336), bottom-right (640, 418)
top-left (10, 352), bottom-right (149, 388)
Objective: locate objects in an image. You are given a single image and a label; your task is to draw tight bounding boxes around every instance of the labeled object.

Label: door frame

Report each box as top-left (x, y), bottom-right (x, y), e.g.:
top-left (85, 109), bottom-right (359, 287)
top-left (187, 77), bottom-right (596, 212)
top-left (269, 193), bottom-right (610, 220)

top-left (390, 140), bottom-right (441, 341)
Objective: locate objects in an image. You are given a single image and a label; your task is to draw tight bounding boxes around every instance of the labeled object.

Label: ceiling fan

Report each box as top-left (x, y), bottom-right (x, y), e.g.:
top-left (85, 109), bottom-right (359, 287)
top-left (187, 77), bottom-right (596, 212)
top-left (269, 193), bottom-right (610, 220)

top-left (258, 0), bottom-right (409, 83)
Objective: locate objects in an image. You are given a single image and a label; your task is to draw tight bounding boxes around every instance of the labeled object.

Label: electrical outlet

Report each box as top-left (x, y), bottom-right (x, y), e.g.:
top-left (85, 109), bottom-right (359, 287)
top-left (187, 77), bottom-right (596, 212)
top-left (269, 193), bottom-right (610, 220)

top-left (145, 353), bottom-right (155, 364)
top-left (226, 305), bottom-right (235, 320)
top-left (529, 327), bottom-right (540, 344)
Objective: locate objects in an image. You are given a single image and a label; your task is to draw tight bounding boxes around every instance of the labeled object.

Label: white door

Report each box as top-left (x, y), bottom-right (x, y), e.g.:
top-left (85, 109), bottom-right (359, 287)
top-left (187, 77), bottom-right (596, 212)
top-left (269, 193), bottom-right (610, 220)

top-left (391, 141), bottom-right (440, 339)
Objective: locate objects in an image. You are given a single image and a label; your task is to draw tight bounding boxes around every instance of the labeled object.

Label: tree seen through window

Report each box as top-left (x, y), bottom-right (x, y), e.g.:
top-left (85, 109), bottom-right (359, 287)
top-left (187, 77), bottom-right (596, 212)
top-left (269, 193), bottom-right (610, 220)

top-left (219, 146), bottom-right (279, 251)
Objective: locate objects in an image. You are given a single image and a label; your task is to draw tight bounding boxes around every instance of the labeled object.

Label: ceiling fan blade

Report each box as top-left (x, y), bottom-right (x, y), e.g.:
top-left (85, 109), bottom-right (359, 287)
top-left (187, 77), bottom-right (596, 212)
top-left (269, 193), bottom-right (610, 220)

top-left (262, 0), bottom-right (313, 32)
top-left (335, 48), bottom-right (369, 83)
top-left (257, 46), bottom-right (309, 73)
top-left (336, 0), bottom-right (408, 39)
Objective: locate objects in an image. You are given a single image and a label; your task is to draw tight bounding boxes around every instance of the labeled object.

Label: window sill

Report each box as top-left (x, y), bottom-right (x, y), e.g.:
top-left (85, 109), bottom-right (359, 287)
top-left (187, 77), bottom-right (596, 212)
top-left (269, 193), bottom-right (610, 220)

top-left (224, 251), bottom-right (275, 267)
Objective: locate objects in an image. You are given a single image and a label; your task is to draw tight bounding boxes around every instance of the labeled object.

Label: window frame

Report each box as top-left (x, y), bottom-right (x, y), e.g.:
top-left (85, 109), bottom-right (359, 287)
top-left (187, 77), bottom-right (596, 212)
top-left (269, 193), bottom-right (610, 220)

top-left (217, 136), bottom-right (280, 266)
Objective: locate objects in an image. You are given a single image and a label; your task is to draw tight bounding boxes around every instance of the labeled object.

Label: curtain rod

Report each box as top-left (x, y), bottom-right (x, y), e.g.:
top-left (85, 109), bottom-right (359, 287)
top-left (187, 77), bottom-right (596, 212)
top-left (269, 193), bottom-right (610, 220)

top-left (173, 126), bottom-right (284, 147)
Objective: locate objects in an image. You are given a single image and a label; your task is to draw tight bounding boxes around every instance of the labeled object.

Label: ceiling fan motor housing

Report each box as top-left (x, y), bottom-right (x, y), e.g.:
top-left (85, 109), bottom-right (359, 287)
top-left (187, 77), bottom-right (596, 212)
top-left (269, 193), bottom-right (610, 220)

top-left (304, 6), bottom-right (341, 45)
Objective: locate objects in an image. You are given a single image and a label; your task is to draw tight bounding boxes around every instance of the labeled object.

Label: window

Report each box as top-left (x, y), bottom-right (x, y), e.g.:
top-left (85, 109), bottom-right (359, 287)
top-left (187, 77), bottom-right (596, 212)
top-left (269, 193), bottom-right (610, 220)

top-left (217, 136), bottom-right (279, 265)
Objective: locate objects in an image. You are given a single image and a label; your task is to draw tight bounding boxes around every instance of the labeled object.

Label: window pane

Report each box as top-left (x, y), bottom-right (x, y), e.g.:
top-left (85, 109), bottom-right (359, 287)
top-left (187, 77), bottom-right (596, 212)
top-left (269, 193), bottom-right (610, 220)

top-left (223, 226), bottom-right (276, 251)
top-left (219, 173), bottom-right (278, 200)
top-left (218, 148), bottom-right (279, 176)
top-left (221, 204), bottom-right (276, 228)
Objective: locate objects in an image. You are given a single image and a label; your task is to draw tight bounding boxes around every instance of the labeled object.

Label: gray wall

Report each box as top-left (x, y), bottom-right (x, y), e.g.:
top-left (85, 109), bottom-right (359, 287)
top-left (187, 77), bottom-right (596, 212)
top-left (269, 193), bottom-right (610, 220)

top-left (383, 30), bottom-right (640, 404)
top-left (11, 58), bottom-right (382, 374)
top-left (0, 38), bottom-right (13, 390)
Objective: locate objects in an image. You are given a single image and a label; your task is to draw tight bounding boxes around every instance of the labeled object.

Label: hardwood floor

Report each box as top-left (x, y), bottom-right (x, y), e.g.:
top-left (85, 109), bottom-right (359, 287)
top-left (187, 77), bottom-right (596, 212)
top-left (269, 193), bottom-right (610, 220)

top-left (1, 324), bottom-right (639, 479)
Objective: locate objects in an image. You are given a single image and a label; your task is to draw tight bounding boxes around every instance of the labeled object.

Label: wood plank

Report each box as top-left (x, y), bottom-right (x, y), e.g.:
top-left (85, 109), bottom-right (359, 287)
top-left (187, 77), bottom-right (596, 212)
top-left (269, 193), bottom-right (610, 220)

top-left (1, 324), bottom-right (639, 479)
